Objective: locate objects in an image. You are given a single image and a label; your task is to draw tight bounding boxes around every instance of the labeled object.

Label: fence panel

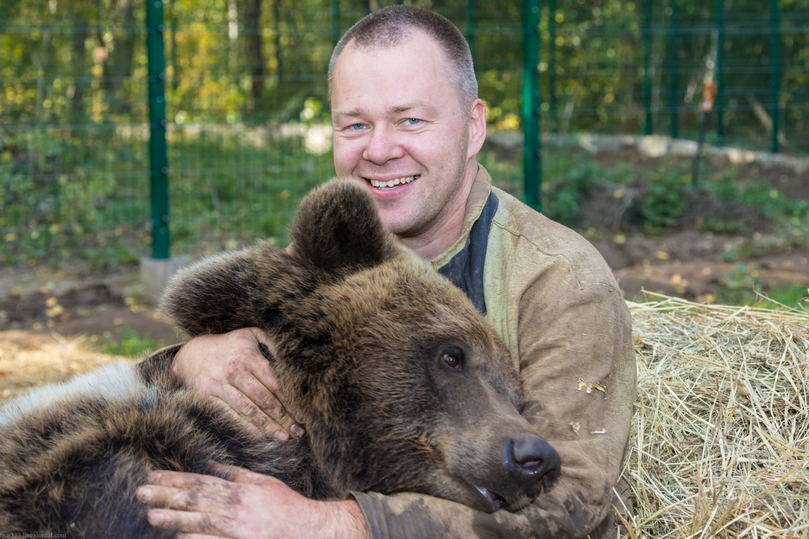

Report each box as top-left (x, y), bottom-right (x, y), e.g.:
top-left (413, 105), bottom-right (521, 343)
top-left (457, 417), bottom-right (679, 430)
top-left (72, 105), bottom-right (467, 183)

top-left (1, 0), bottom-right (806, 268)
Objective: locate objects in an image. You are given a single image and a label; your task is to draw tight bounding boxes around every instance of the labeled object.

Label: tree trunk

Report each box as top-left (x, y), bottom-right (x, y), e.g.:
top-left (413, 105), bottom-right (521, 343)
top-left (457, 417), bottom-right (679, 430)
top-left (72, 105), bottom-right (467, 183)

top-left (274, 0), bottom-right (283, 88)
top-left (34, 30), bottom-right (53, 125)
top-left (70, 17), bottom-right (88, 130)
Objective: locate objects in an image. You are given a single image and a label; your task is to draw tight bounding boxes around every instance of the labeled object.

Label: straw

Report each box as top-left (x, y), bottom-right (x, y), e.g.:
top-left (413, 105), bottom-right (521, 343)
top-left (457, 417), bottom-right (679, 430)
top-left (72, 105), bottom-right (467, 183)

top-left (621, 292), bottom-right (809, 538)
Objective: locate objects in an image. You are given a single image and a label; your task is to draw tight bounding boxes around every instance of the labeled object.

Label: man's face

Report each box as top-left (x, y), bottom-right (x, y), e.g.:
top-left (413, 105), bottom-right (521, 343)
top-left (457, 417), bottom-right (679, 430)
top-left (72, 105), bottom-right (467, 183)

top-left (330, 33), bottom-right (483, 243)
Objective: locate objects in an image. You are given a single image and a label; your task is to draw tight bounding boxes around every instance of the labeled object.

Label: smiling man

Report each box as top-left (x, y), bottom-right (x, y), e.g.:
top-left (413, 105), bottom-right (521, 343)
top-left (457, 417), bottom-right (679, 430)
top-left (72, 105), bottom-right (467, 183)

top-left (136, 6), bottom-right (636, 538)
top-left (329, 27), bottom-right (482, 261)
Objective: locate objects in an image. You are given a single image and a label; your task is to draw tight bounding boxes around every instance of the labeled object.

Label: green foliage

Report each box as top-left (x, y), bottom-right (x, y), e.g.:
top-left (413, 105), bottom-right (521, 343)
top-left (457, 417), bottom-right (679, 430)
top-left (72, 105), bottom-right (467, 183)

top-left (5, 0), bottom-right (809, 142)
top-left (477, 148), bottom-right (523, 189)
top-left (715, 262), bottom-right (809, 311)
top-left (739, 181), bottom-right (809, 222)
top-left (4, 0), bottom-right (809, 269)
top-left (701, 218), bottom-right (750, 236)
top-left (723, 263), bottom-right (761, 290)
top-left (0, 125), bottom-right (333, 268)
top-left (706, 172), bottom-right (740, 202)
top-left (541, 161), bottom-right (600, 224)
top-left (705, 171), bottom-right (809, 239)
top-left (714, 284), bottom-right (809, 312)
top-left (0, 128), bottom-right (148, 267)
top-left (101, 326), bottom-right (159, 357)
top-left (640, 170), bottom-right (688, 225)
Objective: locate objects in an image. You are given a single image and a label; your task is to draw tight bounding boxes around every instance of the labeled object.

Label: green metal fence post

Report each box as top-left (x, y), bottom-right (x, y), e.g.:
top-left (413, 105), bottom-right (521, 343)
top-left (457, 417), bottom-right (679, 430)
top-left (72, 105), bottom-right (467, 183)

top-left (667, 0), bottom-right (679, 140)
top-left (331, 0), bottom-right (340, 47)
top-left (714, 0), bottom-right (724, 146)
top-left (642, 0), bottom-right (652, 135)
top-left (522, 0), bottom-right (541, 212)
top-left (548, 0), bottom-right (557, 133)
top-left (146, 0), bottom-right (170, 259)
top-left (770, 0), bottom-right (780, 154)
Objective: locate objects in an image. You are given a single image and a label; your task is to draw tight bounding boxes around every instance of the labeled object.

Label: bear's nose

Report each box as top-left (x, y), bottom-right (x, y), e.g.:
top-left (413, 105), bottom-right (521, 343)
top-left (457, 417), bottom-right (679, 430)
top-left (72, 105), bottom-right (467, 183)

top-left (503, 436), bottom-right (562, 495)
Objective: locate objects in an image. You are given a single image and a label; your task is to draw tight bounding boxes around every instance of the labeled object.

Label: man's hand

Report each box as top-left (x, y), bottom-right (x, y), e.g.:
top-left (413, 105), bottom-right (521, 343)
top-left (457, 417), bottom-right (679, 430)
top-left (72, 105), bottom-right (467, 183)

top-left (136, 462), bottom-right (370, 539)
top-left (173, 327), bottom-right (304, 441)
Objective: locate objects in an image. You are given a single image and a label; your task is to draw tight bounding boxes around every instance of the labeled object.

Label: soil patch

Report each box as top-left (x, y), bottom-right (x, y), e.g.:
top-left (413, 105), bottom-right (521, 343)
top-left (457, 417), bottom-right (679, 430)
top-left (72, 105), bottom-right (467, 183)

top-left (0, 268), bottom-right (181, 354)
top-left (543, 143), bottom-right (809, 303)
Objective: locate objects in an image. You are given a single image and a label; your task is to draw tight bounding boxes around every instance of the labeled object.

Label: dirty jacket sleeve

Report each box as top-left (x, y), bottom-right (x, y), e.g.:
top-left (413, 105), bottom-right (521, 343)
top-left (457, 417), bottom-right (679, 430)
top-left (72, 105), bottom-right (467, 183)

top-left (351, 185), bottom-right (637, 538)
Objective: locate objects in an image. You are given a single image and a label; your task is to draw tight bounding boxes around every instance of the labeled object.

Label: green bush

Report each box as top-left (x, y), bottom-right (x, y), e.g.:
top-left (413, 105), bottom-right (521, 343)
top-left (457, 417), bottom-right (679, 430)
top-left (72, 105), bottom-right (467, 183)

top-left (541, 161), bottom-right (600, 225)
top-left (640, 170), bottom-right (688, 225)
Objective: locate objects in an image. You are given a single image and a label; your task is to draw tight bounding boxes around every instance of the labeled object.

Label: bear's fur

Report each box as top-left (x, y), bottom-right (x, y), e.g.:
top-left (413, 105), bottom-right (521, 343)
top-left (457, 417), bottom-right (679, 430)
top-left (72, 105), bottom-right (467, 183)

top-left (0, 179), bottom-right (560, 537)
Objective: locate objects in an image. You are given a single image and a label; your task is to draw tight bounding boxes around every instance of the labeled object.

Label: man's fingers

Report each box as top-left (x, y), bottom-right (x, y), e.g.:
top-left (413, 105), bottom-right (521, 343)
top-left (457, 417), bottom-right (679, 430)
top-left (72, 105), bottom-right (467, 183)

top-left (207, 461), bottom-right (275, 485)
top-left (136, 484), bottom-right (230, 513)
top-left (143, 469), bottom-right (240, 497)
top-left (238, 375), bottom-right (295, 427)
top-left (146, 508), bottom-right (234, 537)
top-left (247, 360), bottom-right (306, 431)
top-left (171, 327), bottom-right (305, 439)
top-left (245, 329), bottom-right (301, 426)
top-left (213, 386), bottom-right (289, 440)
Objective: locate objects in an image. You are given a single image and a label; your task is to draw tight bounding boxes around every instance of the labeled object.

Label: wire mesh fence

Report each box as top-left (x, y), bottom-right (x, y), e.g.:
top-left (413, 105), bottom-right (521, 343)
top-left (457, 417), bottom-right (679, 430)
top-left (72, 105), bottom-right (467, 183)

top-left (1, 0), bottom-right (807, 268)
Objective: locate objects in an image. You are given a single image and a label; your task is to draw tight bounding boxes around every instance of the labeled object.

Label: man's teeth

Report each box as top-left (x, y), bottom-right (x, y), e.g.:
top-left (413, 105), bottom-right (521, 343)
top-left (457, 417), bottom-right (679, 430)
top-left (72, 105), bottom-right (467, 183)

top-left (369, 176), bottom-right (418, 189)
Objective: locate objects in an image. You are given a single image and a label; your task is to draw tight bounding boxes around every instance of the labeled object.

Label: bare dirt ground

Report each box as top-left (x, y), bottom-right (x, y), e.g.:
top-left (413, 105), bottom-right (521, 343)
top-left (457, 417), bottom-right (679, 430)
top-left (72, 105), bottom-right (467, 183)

top-left (1, 143), bottom-right (807, 399)
top-left (596, 235), bottom-right (809, 301)
top-left (586, 146), bottom-right (809, 301)
top-left (0, 268), bottom-right (178, 399)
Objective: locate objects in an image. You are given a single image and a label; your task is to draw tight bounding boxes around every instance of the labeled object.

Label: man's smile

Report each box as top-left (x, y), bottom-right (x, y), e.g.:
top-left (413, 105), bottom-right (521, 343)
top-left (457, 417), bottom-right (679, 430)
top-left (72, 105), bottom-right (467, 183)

top-left (367, 175), bottom-right (420, 190)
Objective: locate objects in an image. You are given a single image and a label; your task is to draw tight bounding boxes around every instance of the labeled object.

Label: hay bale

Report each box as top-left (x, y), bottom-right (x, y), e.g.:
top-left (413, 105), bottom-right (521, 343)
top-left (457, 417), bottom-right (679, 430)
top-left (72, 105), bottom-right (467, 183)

top-left (622, 293), bottom-right (809, 538)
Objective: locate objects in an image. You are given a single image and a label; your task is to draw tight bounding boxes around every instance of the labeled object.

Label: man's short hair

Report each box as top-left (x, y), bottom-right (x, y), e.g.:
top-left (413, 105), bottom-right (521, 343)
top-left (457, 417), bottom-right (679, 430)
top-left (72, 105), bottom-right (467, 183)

top-left (328, 5), bottom-right (478, 112)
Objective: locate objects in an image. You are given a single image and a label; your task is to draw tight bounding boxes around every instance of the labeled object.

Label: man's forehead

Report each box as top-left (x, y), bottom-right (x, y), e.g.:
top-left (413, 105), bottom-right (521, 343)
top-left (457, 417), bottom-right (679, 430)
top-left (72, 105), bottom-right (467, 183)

top-left (330, 29), bottom-right (461, 114)
top-left (333, 100), bottom-right (439, 119)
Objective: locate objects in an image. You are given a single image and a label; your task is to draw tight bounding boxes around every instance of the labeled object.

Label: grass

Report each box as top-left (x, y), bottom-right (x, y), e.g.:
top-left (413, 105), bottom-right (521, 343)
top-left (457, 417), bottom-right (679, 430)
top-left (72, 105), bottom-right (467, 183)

top-left (714, 284), bottom-right (809, 312)
top-left (99, 325), bottom-right (160, 357)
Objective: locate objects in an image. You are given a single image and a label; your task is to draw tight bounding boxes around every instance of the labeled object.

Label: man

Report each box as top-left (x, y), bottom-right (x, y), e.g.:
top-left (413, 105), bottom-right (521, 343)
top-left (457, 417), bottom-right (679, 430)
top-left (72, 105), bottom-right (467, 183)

top-left (136, 6), bottom-right (636, 538)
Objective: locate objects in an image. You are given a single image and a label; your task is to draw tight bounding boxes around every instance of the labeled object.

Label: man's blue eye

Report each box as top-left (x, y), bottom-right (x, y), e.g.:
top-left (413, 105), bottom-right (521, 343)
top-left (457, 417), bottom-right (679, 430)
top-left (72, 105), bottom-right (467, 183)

top-left (350, 123), bottom-right (364, 130)
top-left (406, 118), bottom-right (421, 125)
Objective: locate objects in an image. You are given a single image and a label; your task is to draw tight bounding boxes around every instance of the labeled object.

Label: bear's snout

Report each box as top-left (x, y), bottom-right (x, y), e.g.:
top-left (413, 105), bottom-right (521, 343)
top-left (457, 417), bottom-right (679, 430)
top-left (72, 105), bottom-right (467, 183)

top-left (503, 435), bottom-right (562, 496)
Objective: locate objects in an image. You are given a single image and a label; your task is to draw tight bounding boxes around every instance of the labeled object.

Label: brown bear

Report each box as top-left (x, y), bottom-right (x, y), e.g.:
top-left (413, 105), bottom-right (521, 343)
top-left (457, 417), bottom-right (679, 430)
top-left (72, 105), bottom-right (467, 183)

top-left (0, 178), bottom-right (560, 537)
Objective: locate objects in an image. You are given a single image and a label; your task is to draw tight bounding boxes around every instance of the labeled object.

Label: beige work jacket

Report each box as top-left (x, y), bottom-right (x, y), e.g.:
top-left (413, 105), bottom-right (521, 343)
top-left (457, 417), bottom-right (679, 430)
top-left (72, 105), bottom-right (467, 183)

top-left (351, 166), bottom-right (636, 538)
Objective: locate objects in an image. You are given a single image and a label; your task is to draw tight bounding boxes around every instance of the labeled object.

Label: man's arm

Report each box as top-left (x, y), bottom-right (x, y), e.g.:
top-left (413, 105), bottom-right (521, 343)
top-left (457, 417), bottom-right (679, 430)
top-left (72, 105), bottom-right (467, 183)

top-left (137, 328), bottom-right (304, 440)
top-left (137, 462), bottom-right (369, 539)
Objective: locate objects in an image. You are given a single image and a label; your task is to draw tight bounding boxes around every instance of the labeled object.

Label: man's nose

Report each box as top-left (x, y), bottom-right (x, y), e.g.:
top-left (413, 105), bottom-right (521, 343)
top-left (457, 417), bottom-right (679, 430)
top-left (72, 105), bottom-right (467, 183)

top-left (362, 125), bottom-right (405, 165)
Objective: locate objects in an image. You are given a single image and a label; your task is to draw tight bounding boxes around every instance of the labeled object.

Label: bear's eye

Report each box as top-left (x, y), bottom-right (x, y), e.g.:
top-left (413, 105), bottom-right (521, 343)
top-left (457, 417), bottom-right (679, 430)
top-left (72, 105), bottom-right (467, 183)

top-left (442, 353), bottom-right (461, 369)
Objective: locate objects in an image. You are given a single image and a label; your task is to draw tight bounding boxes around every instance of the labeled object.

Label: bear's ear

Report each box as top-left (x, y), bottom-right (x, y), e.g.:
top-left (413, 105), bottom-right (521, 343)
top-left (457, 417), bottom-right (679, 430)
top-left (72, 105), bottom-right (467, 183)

top-left (290, 178), bottom-right (397, 273)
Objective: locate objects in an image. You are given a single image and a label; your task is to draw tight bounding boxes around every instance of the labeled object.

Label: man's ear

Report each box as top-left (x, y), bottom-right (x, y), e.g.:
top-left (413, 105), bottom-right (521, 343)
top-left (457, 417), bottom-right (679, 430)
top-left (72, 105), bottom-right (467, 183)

top-left (290, 178), bottom-right (397, 274)
top-left (467, 99), bottom-right (487, 160)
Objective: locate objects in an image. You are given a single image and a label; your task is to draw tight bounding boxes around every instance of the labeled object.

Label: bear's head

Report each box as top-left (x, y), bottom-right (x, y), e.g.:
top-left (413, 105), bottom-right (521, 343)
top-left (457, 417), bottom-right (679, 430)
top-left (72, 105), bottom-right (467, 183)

top-left (161, 178), bottom-right (560, 513)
